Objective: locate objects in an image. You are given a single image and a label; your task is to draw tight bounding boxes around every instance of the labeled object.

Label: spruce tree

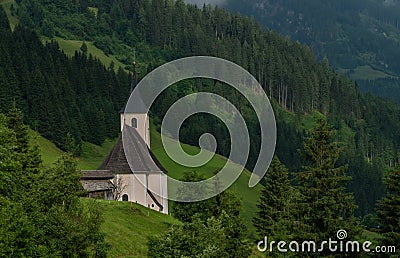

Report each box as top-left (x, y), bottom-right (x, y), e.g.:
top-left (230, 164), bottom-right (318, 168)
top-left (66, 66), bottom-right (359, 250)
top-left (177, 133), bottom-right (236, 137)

top-left (171, 171), bottom-right (250, 257)
top-left (296, 119), bottom-right (360, 244)
top-left (80, 41), bottom-right (88, 56)
top-left (253, 157), bottom-right (295, 240)
top-left (375, 170), bottom-right (400, 256)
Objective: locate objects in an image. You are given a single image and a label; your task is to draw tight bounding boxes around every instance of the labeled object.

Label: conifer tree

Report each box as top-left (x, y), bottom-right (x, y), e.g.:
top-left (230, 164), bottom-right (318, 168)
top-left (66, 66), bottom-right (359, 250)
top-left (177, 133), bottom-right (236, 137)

top-left (295, 119), bottom-right (360, 243)
top-left (253, 157), bottom-right (295, 240)
top-left (375, 170), bottom-right (400, 255)
top-left (171, 171), bottom-right (250, 257)
top-left (80, 41), bottom-right (88, 56)
top-left (0, 7), bottom-right (9, 31)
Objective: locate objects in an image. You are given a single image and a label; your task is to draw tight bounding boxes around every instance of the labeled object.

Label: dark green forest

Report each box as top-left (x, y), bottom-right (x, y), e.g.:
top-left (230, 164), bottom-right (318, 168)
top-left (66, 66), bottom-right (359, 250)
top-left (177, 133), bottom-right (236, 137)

top-left (0, 6), bottom-right (131, 153)
top-left (359, 78), bottom-right (400, 104)
top-left (1, 0), bottom-right (400, 219)
top-left (224, 0), bottom-right (400, 109)
top-left (225, 0), bottom-right (400, 75)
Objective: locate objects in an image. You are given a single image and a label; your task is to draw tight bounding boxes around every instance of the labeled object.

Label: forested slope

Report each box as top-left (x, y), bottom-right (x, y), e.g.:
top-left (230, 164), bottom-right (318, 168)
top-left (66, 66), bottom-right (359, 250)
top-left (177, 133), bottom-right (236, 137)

top-left (224, 0), bottom-right (400, 76)
top-left (0, 7), bottom-right (130, 153)
top-left (1, 1), bottom-right (400, 218)
top-left (223, 0), bottom-right (400, 103)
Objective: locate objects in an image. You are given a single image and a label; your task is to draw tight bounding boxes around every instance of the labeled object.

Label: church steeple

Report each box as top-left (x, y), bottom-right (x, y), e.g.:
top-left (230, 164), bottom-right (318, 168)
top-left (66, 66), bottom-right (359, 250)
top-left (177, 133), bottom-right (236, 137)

top-left (120, 58), bottom-right (150, 147)
top-left (130, 60), bottom-right (137, 93)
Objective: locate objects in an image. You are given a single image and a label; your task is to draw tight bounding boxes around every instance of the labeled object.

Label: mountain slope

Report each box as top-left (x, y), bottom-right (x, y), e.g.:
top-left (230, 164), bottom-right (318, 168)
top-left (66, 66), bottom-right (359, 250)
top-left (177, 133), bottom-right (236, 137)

top-left (224, 0), bottom-right (400, 76)
top-left (51, 38), bottom-right (127, 72)
top-left (92, 199), bottom-right (180, 258)
top-left (3, 0), bottom-right (400, 217)
top-left (0, 0), bottom-right (18, 29)
top-left (33, 125), bottom-right (262, 236)
top-left (222, 0), bottom-right (400, 102)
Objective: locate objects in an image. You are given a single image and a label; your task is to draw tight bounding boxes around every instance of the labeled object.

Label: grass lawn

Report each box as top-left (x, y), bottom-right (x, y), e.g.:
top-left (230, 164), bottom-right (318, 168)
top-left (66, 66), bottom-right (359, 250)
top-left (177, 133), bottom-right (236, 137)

top-left (0, 0), bottom-right (19, 30)
top-left (47, 38), bottom-right (127, 72)
top-left (82, 198), bottom-right (180, 258)
top-left (150, 127), bottom-right (262, 236)
top-left (78, 139), bottom-right (117, 170)
top-left (29, 129), bottom-right (64, 165)
top-left (29, 129), bottom-right (116, 169)
top-left (339, 65), bottom-right (394, 81)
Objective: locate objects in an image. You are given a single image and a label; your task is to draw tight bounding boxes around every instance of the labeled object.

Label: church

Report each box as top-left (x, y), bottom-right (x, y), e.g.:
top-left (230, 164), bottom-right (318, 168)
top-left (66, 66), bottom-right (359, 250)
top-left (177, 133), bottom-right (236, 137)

top-left (81, 65), bottom-right (168, 214)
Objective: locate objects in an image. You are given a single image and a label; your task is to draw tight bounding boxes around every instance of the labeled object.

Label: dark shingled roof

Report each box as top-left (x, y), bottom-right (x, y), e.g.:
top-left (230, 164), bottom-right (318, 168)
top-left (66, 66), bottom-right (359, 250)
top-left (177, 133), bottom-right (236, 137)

top-left (98, 135), bottom-right (132, 174)
top-left (81, 170), bottom-right (114, 180)
top-left (81, 180), bottom-right (113, 192)
top-left (98, 126), bottom-right (166, 174)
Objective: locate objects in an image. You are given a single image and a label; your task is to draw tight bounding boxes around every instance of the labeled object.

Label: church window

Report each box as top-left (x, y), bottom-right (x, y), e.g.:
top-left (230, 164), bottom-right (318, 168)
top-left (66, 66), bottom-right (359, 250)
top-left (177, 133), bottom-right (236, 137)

top-left (131, 118), bottom-right (137, 128)
top-left (122, 194), bottom-right (128, 201)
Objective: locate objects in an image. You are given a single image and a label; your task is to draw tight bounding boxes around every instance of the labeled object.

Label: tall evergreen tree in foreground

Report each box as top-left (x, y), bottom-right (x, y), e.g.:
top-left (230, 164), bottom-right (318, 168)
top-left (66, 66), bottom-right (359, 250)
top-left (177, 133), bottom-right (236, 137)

top-left (150, 171), bottom-right (250, 257)
top-left (253, 157), bottom-right (296, 240)
top-left (0, 109), bottom-right (109, 257)
top-left (295, 119), bottom-right (360, 246)
top-left (375, 170), bottom-right (400, 256)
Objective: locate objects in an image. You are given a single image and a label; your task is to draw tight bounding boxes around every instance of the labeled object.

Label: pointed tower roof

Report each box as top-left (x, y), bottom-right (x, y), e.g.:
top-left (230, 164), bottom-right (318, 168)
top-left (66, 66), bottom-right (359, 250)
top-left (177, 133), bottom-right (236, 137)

top-left (120, 61), bottom-right (148, 114)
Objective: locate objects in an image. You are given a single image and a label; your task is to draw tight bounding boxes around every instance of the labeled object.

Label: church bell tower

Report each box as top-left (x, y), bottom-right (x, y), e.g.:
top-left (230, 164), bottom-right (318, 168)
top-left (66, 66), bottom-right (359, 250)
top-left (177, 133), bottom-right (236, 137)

top-left (120, 61), bottom-right (150, 147)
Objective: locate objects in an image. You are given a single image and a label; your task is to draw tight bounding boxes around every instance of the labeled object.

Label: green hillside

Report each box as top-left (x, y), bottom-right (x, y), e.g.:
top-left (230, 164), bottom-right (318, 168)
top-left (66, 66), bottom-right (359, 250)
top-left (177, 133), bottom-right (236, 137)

top-left (33, 125), bottom-right (261, 236)
top-left (28, 125), bottom-right (382, 258)
top-left (225, 0), bottom-right (400, 77)
top-left (78, 139), bottom-right (117, 170)
top-left (29, 129), bottom-right (64, 165)
top-left (48, 38), bottom-right (127, 72)
top-left (88, 199), bottom-right (180, 258)
top-left (150, 128), bottom-right (262, 235)
top-left (29, 129), bottom-right (116, 170)
top-left (0, 0), bottom-right (18, 30)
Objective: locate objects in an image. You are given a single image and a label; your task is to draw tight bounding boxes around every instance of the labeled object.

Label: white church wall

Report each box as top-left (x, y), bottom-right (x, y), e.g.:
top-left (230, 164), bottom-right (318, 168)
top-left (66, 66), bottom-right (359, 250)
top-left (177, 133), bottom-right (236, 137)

top-left (147, 173), bottom-right (168, 214)
top-left (120, 113), bottom-right (150, 147)
top-left (116, 173), bottom-right (168, 214)
top-left (117, 174), bottom-right (134, 202)
top-left (133, 173), bottom-right (147, 207)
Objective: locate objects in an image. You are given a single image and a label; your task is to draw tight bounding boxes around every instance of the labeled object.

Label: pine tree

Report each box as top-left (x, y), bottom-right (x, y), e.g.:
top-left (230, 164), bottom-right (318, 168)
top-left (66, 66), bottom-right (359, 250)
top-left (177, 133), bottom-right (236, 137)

top-left (375, 170), bottom-right (400, 256)
top-left (7, 104), bottom-right (29, 154)
top-left (0, 6), bottom-right (9, 31)
top-left (295, 119), bottom-right (360, 244)
top-left (253, 157), bottom-right (295, 240)
top-left (172, 171), bottom-right (214, 223)
top-left (171, 171), bottom-right (250, 257)
top-left (80, 41), bottom-right (88, 56)
top-left (7, 105), bottom-right (42, 196)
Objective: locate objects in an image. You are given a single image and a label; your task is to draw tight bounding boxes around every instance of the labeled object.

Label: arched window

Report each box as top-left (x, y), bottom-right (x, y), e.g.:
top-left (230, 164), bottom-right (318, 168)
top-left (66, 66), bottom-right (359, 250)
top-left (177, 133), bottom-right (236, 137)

top-left (122, 194), bottom-right (128, 201)
top-left (131, 118), bottom-right (137, 128)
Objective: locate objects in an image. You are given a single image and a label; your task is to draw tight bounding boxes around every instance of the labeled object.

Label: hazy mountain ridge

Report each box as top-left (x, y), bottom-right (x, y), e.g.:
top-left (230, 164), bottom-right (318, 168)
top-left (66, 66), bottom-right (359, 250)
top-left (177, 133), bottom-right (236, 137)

top-left (225, 0), bottom-right (400, 77)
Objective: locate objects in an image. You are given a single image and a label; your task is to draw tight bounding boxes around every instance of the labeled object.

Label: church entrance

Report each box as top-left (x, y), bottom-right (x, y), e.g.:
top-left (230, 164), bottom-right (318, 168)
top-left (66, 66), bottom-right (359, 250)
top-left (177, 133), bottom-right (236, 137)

top-left (122, 194), bottom-right (129, 201)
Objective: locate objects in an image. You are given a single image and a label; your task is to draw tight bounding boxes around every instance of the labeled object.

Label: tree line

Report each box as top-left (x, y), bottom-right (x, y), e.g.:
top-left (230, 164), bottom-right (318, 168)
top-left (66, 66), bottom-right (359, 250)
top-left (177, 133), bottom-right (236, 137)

top-left (225, 0), bottom-right (400, 76)
top-left (0, 7), bottom-right (131, 155)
